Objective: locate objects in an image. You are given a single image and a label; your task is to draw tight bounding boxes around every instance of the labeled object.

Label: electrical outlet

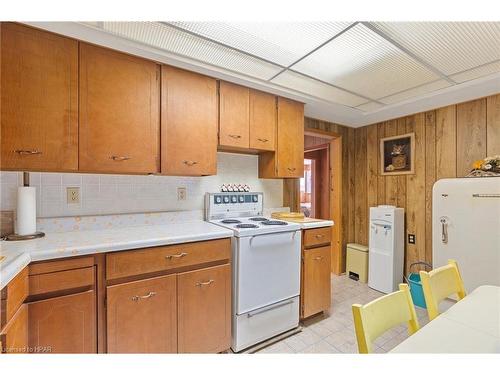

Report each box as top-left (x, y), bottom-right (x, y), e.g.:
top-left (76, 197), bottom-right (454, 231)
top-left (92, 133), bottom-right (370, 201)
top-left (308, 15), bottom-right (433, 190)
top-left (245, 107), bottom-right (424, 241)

top-left (408, 234), bottom-right (416, 244)
top-left (177, 187), bottom-right (187, 201)
top-left (66, 187), bottom-right (80, 204)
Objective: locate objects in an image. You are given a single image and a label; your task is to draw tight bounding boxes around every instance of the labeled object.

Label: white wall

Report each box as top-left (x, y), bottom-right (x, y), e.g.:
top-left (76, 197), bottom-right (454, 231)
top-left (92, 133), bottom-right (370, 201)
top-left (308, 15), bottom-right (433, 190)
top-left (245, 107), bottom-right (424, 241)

top-left (0, 153), bottom-right (283, 218)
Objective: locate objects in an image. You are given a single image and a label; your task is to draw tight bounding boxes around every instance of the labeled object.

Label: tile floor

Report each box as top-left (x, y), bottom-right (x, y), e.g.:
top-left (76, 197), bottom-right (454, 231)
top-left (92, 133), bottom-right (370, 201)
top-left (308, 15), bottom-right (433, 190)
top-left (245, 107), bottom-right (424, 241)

top-left (256, 273), bottom-right (430, 354)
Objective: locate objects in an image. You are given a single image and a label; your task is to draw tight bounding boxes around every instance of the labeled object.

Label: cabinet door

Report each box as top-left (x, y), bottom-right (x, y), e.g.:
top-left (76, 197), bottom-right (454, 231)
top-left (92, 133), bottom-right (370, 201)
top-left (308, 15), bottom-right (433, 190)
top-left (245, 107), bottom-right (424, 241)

top-left (249, 90), bottom-right (276, 151)
top-left (219, 81), bottom-right (250, 149)
top-left (79, 43), bottom-right (160, 174)
top-left (276, 97), bottom-right (304, 177)
top-left (161, 65), bottom-right (218, 176)
top-left (0, 23), bottom-right (78, 171)
top-left (28, 290), bottom-right (96, 353)
top-left (301, 246), bottom-right (331, 318)
top-left (106, 274), bottom-right (177, 353)
top-left (0, 304), bottom-right (28, 354)
top-left (177, 264), bottom-right (231, 353)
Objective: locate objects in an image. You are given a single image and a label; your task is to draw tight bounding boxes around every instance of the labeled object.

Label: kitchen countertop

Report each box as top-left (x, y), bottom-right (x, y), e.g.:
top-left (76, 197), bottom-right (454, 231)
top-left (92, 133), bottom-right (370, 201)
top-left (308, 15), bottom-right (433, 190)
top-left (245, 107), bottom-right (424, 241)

top-left (0, 220), bottom-right (233, 289)
top-left (297, 219), bottom-right (334, 229)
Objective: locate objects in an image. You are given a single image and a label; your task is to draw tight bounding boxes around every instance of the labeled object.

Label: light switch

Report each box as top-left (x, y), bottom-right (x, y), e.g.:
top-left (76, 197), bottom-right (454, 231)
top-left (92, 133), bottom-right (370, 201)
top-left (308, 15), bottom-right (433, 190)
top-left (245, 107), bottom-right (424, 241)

top-left (66, 187), bottom-right (80, 204)
top-left (177, 187), bottom-right (187, 201)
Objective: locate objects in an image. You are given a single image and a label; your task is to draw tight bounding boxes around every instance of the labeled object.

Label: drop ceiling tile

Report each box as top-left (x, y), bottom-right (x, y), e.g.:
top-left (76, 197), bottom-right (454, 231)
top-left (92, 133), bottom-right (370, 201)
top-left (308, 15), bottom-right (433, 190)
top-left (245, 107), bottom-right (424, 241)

top-left (96, 22), bottom-right (283, 80)
top-left (271, 70), bottom-right (367, 107)
top-left (168, 22), bottom-right (353, 67)
top-left (356, 102), bottom-right (385, 112)
top-left (379, 79), bottom-right (452, 105)
top-left (373, 22), bottom-right (500, 76)
top-left (292, 23), bottom-right (440, 100)
top-left (449, 60), bottom-right (500, 83)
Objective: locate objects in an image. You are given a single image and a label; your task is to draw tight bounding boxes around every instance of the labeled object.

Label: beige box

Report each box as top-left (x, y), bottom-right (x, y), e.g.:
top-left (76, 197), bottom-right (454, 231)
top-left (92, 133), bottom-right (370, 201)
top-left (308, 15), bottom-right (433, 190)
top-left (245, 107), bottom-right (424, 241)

top-left (346, 243), bottom-right (369, 283)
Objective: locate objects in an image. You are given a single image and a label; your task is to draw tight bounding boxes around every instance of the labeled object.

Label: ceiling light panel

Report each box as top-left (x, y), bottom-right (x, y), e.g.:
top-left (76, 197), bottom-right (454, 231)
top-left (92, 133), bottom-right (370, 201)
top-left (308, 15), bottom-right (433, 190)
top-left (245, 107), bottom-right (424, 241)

top-left (380, 79), bottom-right (452, 105)
top-left (450, 60), bottom-right (500, 83)
top-left (96, 22), bottom-right (283, 80)
top-left (372, 22), bottom-right (500, 76)
top-left (271, 70), bottom-right (367, 107)
top-left (168, 22), bottom-right (353, 67)
top-left (292, 23), bottom-right (440, 100)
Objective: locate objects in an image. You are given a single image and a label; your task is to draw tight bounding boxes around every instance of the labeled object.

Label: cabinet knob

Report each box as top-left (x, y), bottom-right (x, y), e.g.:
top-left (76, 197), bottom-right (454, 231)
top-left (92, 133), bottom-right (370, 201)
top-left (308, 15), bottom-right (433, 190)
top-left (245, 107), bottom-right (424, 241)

top-left (15, 149), bottom-right (42, 155)
top-left (110, 155), bottom-right (131, 161)
top-left (287, 167), bottom-right (296, 172)
top-left (183, 160), bottom-right (198, 166)
top-left (315, 234), bottom-right (324, 239)
top-left (196, 279), bottom-right (214, 287)
top-left (257, 138), bottom-right (269, 143)
top-left (313, 256), bottom-right (324, 261)
top-left (165, 252), bottom-right (188, 260)
top-left (228, 134), bottom-right (242, 139)
top-left (131, 291), bottom-right (157, 301)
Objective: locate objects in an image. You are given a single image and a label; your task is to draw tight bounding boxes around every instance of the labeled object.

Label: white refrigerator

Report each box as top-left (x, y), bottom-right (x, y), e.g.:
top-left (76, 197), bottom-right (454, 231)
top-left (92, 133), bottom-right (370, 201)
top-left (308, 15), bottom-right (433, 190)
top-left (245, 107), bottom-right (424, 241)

top-left (433, 177), bottom-right (500, 293)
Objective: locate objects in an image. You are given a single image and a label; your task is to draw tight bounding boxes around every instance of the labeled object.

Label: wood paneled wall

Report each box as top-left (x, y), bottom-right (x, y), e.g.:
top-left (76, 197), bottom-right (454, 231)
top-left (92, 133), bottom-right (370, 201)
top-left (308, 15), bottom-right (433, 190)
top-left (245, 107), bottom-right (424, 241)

top-left (356, 94), bottom-right (500, 271)
top-left (292, 94), bottom-right (500, 273)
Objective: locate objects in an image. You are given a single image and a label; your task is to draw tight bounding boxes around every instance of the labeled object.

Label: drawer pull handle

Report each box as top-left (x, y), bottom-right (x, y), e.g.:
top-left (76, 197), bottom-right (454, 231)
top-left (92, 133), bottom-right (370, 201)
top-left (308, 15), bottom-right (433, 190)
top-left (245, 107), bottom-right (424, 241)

top-left (196, 279), bottom-right (214, 287)
top-left (258, 138), bottom-right (269, 142)
top-left (183, 160), bottom-right (198, 166)
top-left (111, 155), bottom-right (131, 161)
top-left (15, 149), bottom-right (42, 155)
top-left (165, 252), bottom-right (188, 260)
top-left (247, 299), bottom-right (294, 318)
top-left (228, 134), bottom-right (242, 139)
top-left (287, 167), bottom-right (296, 172)
top-left (314, 256), bottom-right (324, 261)
top-left (315, 234), bottom-right (325, 239)
top-left (131, 291), bottom-right (156, 301)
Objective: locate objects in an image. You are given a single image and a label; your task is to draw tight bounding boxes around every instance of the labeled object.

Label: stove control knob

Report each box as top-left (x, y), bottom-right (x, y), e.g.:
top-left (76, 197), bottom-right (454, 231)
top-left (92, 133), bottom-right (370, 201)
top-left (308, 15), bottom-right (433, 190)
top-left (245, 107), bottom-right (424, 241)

top-left (252, 195), bottom-right (258, 203)
top-left (223, 196), bottom-right (230, 204)
top-left (231, 195), bottom-right (238, 203)
top-left (214, 196), bottom-right (222, 204)
top-left (238, 195), bottom-right (245, 203)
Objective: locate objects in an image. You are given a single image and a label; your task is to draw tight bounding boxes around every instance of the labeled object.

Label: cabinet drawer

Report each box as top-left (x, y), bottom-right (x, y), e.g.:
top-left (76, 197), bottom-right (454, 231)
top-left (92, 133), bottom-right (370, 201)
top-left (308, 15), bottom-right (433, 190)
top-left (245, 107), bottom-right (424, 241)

top-left (106, 238), bottom-right (231, 280)
top-left (1, 267), bottom-right (29, 329)
top-left (303, 227), bottom-right (332, 248)
top-left (29, 267), bottom-right (95, 295)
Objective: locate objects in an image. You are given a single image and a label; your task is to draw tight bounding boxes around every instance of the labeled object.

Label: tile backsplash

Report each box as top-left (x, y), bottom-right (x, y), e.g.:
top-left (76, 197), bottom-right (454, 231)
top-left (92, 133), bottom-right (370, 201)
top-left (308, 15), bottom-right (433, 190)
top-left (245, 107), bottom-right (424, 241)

top-left (0, 153), bottom-right (283, 218)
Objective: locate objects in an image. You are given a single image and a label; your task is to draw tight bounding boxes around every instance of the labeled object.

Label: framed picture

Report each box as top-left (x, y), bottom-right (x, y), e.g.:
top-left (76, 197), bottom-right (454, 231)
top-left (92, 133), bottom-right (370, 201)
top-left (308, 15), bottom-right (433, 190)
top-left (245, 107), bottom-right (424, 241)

top-left (380, 132), bottom-right (415, 175)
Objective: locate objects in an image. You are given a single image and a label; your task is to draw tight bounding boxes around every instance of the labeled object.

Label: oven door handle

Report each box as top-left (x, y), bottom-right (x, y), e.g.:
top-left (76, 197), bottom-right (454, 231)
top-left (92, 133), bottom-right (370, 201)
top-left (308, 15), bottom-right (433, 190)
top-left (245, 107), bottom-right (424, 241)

top-left (247, 299), bottom-right (294, 318)
top-left (248, 230), bottom-right (298, 245)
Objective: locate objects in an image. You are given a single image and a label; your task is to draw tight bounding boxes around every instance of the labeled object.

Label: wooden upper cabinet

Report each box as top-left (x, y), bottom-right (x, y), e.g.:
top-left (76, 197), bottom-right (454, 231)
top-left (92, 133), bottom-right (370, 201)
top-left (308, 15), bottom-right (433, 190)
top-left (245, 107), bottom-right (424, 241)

top-left (161, 65), bottom-right (218, 176)
top-left (107, 274), bottom-right (177, 353)
top-left (177, 264), bottom-right (231, 353)
top-left (249, 89), bottom-right (276, 151)
top-left (28, 290), bottom-right (96, 353)
top-left (219, 81), bottom-right (250, 149)
top-left (259, 97), bottom-right (304, 178)
top-left (0, 23), bottom-right (78, 171)
top-left (79, 43), bottom-right (160, 174)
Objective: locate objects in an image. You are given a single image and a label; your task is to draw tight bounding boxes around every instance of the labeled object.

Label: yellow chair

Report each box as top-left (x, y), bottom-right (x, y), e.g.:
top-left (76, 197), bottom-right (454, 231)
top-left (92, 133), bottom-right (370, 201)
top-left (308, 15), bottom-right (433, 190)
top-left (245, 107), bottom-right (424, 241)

top-left (352, 284), bottom-right (420, 354)
top-left (419, 259), bottom-right (466, 321)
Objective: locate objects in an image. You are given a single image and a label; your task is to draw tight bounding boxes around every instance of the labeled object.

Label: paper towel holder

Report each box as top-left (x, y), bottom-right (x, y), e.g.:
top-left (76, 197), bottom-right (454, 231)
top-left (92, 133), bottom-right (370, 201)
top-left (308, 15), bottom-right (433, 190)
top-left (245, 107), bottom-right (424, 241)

top-left (2, 172), bottom-right (45, 241)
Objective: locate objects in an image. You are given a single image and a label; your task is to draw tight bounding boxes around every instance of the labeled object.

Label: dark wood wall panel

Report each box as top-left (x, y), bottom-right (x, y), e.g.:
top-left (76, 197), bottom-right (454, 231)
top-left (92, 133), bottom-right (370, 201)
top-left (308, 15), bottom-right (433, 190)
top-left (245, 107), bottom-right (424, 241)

top-left (287, 94), bottom-right (500, 274)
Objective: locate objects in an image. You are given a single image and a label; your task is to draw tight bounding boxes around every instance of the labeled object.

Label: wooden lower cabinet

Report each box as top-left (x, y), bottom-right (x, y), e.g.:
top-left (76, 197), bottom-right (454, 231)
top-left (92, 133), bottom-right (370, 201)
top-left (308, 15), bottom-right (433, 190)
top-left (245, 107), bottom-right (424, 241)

top-left (177, 264), bottom-right (231, 353)
top-left (106, 274), bottom-right (177, 353)
top-left (301, 245), bottom-right (331, 319)
top-left (28, 290), bottom-right (96, 353)
top-left (0, 304), bottom-right (28, 354)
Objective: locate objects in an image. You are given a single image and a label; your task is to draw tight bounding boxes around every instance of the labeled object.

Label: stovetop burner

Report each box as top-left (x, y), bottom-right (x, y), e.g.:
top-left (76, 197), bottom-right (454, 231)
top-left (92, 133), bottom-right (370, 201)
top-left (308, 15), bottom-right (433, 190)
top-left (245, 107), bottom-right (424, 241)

top-left (261, 220), bottom-right (288, 226)
top-left (248, 217), bottom-right (268, 222)
top-left (221, 219), bottom-right (242, 224)
top-left (236, 223), bottom-right (259, 229)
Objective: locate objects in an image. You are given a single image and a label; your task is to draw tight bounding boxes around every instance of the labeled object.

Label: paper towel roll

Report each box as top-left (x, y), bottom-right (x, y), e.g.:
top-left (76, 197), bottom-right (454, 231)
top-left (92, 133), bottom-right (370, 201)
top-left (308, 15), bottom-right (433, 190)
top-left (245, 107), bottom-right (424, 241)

top-left (16, 186), bottom-right (37, 235)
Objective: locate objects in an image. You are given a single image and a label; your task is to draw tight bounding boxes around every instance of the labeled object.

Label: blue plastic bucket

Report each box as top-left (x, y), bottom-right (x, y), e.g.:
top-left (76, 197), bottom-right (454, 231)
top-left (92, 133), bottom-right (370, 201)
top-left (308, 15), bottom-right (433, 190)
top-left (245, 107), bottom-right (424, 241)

top-left (405, 262), bottom-right (432, 309)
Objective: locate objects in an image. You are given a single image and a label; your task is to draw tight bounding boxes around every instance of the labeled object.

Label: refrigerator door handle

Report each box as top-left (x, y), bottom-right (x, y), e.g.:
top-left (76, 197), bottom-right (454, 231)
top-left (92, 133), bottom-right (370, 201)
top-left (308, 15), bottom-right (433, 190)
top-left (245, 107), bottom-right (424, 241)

top-left (440, 217), bottom-right (449, 244)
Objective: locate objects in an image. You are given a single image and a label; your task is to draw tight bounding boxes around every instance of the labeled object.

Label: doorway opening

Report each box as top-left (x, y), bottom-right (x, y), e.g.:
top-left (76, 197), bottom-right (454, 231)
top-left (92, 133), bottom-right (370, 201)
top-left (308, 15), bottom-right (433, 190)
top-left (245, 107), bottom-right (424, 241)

top-left (300, 144), bottom-right (330, 219)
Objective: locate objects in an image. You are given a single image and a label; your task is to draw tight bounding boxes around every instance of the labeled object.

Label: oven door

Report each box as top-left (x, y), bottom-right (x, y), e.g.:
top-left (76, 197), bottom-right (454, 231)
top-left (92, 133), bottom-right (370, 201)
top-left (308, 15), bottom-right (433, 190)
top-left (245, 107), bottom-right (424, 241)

top-left (234, 230), bottom-right (301, 314)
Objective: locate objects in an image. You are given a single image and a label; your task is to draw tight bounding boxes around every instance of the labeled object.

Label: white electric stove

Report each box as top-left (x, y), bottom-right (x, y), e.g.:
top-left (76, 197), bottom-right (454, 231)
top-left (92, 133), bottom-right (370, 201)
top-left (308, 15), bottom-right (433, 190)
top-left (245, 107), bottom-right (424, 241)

top-left (205, 192), bottom-right (301, 352)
